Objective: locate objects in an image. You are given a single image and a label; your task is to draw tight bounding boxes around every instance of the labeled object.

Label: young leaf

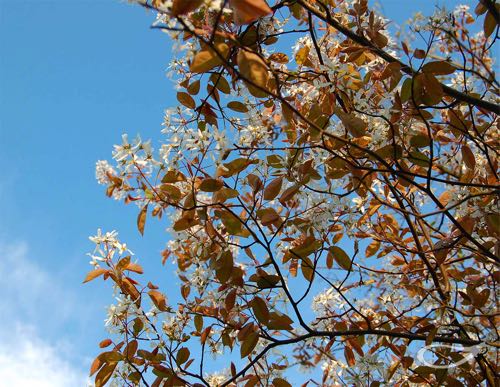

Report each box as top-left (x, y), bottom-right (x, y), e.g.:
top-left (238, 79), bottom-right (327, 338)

top-left (199, 178), bottom-right (223, 192)
top-left (365, 240), bottom-right (380, 258)
top-left (237, 49), bottom-right (270, 97)
top-left (263, 177), bottom-right (283, 200)
top-left (171, 0), bottom-right (203, 15)
top-left (229, 0), bottom-right (272, 25)
top-left (148, 290), bottom-right (168, 311)
top-left (422, 60), bottom-right (456, 75)
top-left (83, 268), bottom-right (107, 284)
top-left (176, 347), bottom-right (190, 366)
top-left (177, 92), bottom-right (196, 109)
top-left (190, 43), bottom-right (229, 73)
top-left (273, 378), bottom-right (292, 387)
top-left (300, 256), bottom-right (314, 281)
top-left (328, 246), bottom-right (352, 270)
top-left (461, 145), bottom-right (476, 170)
top-left (240, 331), bottom-right (259, 358)
top-left (95, 363), bottom-right (118, 387)
top-left (99, 339), bottom-right (113, 348)
top-left (137, 205), bottom-right (147, 236)
top-left (251, 296), bottom-right (270, 324)
top-left (227, 101), bottom-right (249, 113)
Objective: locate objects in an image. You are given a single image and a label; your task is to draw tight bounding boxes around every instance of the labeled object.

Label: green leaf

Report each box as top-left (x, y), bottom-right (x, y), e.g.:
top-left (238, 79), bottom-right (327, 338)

top-left (410, 134), bottom-right (431, 148)
top-left (253, 273), bottom-right (280, 289)
top-left (160, 183), bottom-right (183, 201)
top-left (400, 78), bottom-right (413, 103)
top-left (408, 150), bottom-right (430, 167)
top-left (98, 351), bottom-right (124, 363)
top-left (194, 315), bottom-right (203, 332)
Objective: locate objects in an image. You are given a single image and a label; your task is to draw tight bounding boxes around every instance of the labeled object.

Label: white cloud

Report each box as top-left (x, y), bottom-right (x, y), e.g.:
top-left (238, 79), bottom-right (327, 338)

top-left (0, 323), bottom-right (89, 387)
top-left (0, 241), bottom-right (90, 386)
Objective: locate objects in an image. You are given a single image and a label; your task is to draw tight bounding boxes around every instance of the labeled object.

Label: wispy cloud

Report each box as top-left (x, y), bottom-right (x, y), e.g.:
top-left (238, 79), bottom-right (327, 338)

top-left (0, 241), bottom-right (90, 386)
top-left (0, 323), bottom-right (88, 386)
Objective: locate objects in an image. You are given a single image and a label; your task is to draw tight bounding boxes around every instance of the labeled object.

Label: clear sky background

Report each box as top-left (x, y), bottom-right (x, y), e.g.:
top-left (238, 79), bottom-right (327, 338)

top-left (0, 0), bottom-right (473, 385)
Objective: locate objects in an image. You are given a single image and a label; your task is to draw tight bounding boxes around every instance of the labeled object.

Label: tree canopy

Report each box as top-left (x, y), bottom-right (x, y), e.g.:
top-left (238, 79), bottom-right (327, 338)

top-left (86, 0), bottom-right (499, 385)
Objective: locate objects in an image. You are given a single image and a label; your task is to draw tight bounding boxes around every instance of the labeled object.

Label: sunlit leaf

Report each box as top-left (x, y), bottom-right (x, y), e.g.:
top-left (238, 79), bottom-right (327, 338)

top-left (148, 290), bottom-right (168, 311)
top-left (229, 0), bottom-right (272, 25)
top-left (83, 268), bottom-right (107, 284)
top-left (190, 43), bottom-right (229, 73)
top-left (95, 363), bottom-right (118, 387)
top-left (171, 0), bottom-right (203, 15)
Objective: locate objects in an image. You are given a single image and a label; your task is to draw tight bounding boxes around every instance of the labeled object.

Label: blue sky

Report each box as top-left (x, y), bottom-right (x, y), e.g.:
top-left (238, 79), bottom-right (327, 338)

top-left (0, 0), bottom-right (473, 385)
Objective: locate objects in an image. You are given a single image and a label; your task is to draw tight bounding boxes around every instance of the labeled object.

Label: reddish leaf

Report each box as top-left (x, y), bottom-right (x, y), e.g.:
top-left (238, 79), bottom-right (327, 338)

top-left (199, 178), bottom-right (223, 192)
top-left (273, 378), bottom-right (292, 387)
top-left (328, 246), bottom-right (352, 270)
top-left (365, 240), bottom-right (380, 258)
top-left (240, 331), bottom-right (259, 358)
top-left (422, 60), bottom-right (456, 75)
top-left (190, 43), bottom-right (229, 73)
top-left (461, 145), bottom-right (476, 170)
top-left (83, 268), bottom-right (107, 284)
top-left (177, 92), bottom-right (196, 109)
top-left (171, 0), bottom-right (203, 16)
top-left (137, 205), bottom-right (147, 236)
top-left (263, 177), bottom-right (283, 200)
top-left (95, 363), bottom-right (118, 387)
top-left (99, 339), bottom-right (112, 348)
top-left (229, 0), bottom-right (272, 25)
top-left (148, 290), bottom-right (168, 311)
top-left (251, 296), bottom-right (269, 324)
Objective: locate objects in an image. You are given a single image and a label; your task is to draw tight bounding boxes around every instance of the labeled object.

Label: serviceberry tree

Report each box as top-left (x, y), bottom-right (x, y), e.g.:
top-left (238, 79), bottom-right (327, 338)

top-left (86, 0), bottom-right (499, 385)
